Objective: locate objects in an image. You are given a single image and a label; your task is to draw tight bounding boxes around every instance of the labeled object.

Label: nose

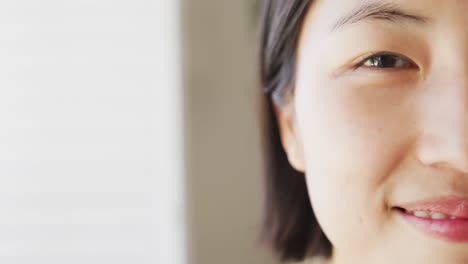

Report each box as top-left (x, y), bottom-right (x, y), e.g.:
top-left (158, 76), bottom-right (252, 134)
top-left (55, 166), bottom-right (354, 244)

top-left (416, 72), bottom-right (468, 174)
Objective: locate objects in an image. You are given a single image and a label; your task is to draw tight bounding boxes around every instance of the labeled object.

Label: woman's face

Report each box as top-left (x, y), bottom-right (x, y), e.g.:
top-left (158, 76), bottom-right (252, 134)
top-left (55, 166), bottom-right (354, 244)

top-left (277, 0), bottom-right (468, 263)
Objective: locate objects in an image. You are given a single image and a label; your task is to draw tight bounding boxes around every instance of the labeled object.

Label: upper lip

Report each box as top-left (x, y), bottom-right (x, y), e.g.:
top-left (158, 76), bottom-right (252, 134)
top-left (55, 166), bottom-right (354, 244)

top-left (395, 196), bottom-right (468, 218)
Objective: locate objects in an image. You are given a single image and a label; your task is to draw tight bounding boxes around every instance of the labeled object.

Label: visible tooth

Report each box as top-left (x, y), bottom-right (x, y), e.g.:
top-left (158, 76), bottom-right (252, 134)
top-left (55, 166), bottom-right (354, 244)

top-left (431, 213), bottom-right (448, 220)
top-left (413, 211), bottom-right (430, 218)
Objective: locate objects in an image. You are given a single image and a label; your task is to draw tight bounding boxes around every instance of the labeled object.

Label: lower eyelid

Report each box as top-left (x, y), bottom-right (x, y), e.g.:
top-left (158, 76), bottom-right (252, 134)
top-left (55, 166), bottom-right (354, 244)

top-left (356, 66), bottom-right (419, 74)
top-left (332, 67), bottom-right (405, 80)
top-left (334, 71), bottom-right (421, 89)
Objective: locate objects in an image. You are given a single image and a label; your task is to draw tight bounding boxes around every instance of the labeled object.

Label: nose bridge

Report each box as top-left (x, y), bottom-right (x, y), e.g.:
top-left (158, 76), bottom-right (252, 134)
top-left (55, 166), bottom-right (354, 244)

top-left (416, 66), bottom-right (468, 173)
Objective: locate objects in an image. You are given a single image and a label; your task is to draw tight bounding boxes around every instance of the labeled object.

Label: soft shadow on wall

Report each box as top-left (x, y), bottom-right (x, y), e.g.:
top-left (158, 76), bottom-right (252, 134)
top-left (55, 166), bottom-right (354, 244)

top-left (182, 0), bottom-right (276, 264)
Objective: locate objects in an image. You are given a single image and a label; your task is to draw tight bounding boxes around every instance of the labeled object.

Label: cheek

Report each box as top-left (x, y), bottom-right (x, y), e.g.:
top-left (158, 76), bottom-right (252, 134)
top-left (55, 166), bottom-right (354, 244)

top-left (294, 75), bottom-right (418, 247)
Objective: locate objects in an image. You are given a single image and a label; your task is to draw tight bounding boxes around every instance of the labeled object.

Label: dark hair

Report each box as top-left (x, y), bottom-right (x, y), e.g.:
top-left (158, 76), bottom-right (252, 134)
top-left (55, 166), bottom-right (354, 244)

top-left (257, 0), bottom-right (332, 262)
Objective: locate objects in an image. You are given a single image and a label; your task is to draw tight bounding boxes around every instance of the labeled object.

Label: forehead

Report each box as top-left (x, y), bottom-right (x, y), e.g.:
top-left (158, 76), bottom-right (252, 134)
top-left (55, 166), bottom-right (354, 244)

top-left (299, 0), bottom-right (468, 47)
top-left (305, 0), bottom-right (461, 30)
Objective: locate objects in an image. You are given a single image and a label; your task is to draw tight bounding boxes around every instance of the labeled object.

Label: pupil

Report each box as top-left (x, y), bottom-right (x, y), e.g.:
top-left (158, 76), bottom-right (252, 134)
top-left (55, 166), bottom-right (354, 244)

top-left (376, 55), bottom-right (396, 68)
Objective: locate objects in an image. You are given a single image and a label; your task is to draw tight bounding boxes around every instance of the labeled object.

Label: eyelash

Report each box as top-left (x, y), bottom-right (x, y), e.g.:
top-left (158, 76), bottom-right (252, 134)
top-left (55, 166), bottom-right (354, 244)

top-left (353, 52), bottom-right (417, 71)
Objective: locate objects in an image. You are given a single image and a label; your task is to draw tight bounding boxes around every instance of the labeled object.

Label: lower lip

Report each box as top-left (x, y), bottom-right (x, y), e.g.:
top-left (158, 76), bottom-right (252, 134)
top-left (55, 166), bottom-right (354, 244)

top-left (396, 209), bottom-right (468, 242)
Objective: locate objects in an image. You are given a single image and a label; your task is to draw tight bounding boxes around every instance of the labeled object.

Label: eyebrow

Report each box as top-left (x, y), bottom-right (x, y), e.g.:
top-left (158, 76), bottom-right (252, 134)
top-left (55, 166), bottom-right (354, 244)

top-left (331, 1), bottom-right (431, 32)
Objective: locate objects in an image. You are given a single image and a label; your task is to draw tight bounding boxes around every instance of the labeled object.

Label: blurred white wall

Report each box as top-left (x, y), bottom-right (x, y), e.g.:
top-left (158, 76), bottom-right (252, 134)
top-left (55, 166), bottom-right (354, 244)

top-left (0, 0), bottom-right (187, 263)
top-left (183, 0), bottom-right (275, 263)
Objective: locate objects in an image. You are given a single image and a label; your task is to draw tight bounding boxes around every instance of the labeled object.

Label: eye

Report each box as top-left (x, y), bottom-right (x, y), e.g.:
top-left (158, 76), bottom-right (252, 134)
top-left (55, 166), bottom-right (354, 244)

top-left (355, 53), bottom-right (416, 70)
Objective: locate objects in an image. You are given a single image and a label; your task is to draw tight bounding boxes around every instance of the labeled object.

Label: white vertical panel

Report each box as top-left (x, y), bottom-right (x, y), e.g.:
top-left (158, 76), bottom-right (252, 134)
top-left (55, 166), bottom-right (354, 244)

top-left (154, 1), bottom-right (187, 264)
top-left (0, 0), bottom-right (186, 263)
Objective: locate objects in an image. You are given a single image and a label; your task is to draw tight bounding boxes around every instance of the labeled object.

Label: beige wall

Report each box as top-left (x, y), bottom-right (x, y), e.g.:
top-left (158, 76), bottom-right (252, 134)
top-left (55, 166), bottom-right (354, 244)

top-left (182, 1), bottom-right (276, 263)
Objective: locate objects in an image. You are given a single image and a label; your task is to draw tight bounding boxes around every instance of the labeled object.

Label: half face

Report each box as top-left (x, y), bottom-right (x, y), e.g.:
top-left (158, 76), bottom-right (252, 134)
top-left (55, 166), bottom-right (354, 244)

top-left (276, 0), bottom-right (468, 263)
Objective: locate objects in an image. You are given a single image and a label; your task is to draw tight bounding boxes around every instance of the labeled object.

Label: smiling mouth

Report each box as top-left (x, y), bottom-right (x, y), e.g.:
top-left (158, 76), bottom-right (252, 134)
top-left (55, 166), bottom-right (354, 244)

top-left (394, 207), bottom-right (460, 220)
top-left (393, 197), bottom-right (468, 242)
